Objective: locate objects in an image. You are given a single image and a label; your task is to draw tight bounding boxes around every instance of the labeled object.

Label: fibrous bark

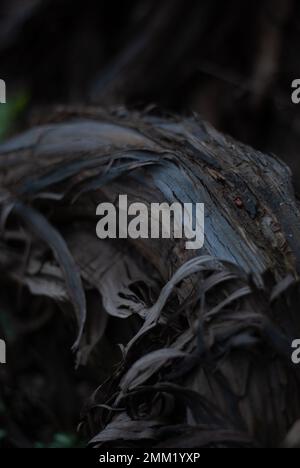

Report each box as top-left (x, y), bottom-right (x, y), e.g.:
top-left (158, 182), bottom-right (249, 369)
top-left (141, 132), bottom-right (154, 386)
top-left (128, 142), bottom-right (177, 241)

top-left (1, 108), bottom-right (300, 447)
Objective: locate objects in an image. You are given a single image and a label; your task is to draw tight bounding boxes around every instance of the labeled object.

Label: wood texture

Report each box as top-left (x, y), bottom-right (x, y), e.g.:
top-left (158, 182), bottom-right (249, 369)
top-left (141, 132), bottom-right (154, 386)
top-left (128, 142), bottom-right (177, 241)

top-left (1, 108), bottom-right (300, 447)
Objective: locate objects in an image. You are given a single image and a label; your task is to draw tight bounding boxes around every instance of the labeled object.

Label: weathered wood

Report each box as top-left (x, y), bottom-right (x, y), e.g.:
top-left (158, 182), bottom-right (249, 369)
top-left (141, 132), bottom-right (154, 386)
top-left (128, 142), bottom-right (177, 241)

top-left (1, 108), bottom-right (299, 278)
top-left (1, 108), bottom-right (300, 447)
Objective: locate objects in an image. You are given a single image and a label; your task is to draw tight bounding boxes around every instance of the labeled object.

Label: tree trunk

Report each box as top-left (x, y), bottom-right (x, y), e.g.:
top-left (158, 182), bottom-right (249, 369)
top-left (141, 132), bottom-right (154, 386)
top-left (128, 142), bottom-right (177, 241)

top-left (1, 107), bottom-right (300, 447)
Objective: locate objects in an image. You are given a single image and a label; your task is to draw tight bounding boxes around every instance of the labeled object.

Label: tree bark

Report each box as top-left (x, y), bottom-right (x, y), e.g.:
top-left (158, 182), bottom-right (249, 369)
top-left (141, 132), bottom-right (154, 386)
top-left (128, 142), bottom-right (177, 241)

top-left (1, 107), bottom-right (300, 447)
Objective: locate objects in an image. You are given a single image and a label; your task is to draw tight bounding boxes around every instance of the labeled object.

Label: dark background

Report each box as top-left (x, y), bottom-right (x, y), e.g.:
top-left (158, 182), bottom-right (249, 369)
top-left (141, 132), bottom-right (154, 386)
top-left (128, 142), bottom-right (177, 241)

top-left (0, 0), bottom-right (300, 447)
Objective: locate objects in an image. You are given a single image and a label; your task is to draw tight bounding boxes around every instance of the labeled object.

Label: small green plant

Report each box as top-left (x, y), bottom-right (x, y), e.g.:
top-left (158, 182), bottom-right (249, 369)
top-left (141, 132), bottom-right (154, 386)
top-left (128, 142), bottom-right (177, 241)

top-left (35, 433), bottom-right (85, 449)
top-left (0, 90), bottom-right (29, 141)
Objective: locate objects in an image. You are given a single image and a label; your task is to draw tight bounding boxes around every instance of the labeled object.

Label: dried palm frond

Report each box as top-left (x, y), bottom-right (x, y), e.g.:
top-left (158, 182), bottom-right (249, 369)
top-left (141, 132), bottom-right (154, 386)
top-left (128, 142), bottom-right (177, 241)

top-left (1, 107), bottom-right (300, 447)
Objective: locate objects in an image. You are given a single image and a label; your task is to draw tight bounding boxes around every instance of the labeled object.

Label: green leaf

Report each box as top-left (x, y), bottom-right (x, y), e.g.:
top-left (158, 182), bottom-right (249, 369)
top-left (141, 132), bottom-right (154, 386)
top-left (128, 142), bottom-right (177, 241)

top-left (0, 90), bottom-right (30, 141)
